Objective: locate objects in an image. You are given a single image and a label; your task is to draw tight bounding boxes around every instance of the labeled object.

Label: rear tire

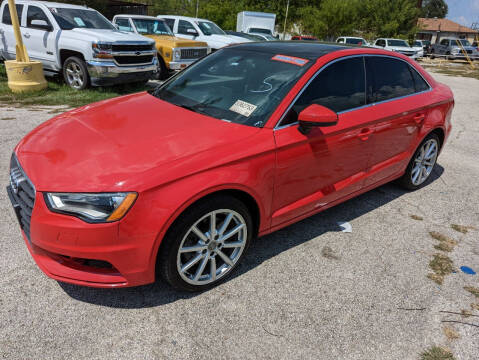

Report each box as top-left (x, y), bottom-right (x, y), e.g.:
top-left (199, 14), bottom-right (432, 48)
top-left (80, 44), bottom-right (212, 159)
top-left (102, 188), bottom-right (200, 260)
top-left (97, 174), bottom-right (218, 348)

top-left (158, 195), bottom-right (253, 292)
top-left (157, 56), bottom-right (169, 80)
top-left (397, 133), bottom-right (440, 190)
top-left (63, 56), bottom-right (89, 90)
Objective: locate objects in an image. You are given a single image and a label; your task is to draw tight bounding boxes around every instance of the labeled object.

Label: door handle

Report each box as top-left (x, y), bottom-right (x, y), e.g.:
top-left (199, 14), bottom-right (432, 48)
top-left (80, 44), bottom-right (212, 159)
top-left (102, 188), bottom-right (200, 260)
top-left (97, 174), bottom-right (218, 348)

top-left (358, 127), bottom-right (373, 141)
top-left (23, 33), bottom-right (30, 38)
top-left (413, 113), bottom-right (425, 124)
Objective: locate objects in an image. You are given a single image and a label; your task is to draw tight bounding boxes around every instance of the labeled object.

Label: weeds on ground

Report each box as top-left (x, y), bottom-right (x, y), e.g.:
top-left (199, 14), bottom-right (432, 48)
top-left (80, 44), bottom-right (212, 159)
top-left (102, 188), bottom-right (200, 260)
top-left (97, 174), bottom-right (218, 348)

top-left (420, 346), bottom-right (455, 360)
top-left (464, 286), bottom-right (479, 298)
top-left (471, 303), bottom-right (479, 311)
top-left (427, 253), bottom-right (454, 285)
top-left (429, 232), bottom-right (458, 252)
top-left (442, 326), bottom-right (460, 340)
top-left (410, 214), bottom-right (424, 221)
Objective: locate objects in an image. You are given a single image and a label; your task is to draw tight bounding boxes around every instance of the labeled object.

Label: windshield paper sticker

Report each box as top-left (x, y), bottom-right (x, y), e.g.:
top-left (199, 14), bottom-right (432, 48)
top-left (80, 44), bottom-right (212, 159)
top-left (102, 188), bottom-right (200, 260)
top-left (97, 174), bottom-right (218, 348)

top-left (73, 17), bottom-right (86, 27)
top-left (229, 100), bottom-right (257, 117)
top-left (272, 54), bottom-right (309, 66)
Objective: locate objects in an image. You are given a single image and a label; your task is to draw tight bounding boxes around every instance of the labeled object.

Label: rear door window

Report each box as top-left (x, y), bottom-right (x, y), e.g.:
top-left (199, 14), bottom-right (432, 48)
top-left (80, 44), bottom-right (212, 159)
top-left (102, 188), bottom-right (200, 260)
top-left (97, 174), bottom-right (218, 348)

top-left (2, 4), bottom-right (24, 25)
top-left (410, 67), bottom-right (430, 92)
top-left (365, 57), bottom-right (416, 103)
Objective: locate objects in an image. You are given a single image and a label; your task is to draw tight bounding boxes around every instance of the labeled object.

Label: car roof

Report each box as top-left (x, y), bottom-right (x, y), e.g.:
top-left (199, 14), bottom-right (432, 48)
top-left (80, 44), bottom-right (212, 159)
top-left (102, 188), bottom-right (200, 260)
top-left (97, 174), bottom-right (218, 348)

top-left (12, 0), bottom-right (89, 10)
top-left (115, 14), bottom-right (162, 21)
top-left (156, 15), bottom-right (212, 22)
top-left (228, 41), bottom-right (351, 59)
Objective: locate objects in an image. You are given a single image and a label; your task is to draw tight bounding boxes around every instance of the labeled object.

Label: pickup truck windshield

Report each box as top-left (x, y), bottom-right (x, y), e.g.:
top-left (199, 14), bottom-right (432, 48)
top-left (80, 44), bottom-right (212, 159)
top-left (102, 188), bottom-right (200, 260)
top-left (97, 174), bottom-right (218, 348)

top-left (197, 21), bottom-right (225, 35)
top-left (132, 19), bottom-right (172, 35)
top-left (345, 38), bottom-right (364, 45)
top-left (454, 39), bottom-right (471, 46)
top-left (152, 48), bottom-right (312, 127)
top-left (49, 8), bottom-right (115, 30)
top-left (387, 39), bottom-right (410, 47)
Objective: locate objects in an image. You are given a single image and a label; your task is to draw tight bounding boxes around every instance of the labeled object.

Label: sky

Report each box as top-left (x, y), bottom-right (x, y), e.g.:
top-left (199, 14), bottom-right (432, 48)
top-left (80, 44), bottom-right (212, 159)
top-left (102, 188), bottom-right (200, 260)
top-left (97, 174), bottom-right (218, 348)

top-left (446, 0), bottom-right (479, 28)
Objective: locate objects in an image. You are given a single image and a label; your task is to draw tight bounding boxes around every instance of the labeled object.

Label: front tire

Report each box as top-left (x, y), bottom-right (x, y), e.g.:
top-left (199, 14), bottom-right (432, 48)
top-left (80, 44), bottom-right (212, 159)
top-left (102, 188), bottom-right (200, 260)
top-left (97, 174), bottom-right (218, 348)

top-left (63, 56), bottom-right (89, 90)
top-left (158, 195), bottom-right (253, 292)
top-left (397, 133), bottom-right (440, 190)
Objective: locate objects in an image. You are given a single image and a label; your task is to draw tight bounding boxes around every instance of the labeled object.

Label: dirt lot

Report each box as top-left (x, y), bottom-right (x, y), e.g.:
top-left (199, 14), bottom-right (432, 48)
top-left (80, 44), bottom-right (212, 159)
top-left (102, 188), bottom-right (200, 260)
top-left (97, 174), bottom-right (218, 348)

top-left (0, 72), bottom-right (478, 360)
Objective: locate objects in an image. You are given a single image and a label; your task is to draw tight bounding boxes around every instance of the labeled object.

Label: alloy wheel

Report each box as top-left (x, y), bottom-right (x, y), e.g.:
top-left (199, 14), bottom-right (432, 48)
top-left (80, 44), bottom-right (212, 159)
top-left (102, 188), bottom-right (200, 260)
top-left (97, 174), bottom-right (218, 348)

top-left (66, 62), bottom-right (85, 89)
top-left (177, 209), bottom-right (247, 285)
top-left (411, 138), bottom-right (438, 186)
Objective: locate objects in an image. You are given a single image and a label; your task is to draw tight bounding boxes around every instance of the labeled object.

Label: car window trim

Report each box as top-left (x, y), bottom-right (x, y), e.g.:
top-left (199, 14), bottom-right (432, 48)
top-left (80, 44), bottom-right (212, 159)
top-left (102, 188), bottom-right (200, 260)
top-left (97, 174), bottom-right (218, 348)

top-left (274, 54), bottom-right (432, 130)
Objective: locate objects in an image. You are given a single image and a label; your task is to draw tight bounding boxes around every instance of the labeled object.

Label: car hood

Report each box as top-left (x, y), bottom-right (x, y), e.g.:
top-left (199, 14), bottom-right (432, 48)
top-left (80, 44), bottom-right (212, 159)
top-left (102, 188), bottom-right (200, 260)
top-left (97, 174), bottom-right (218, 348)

top-left (208, 34), bottom-right (248, 45)
top-left (144, 34), bottom-right (208, 48)
top-left (389, 46), bottom-right (415, 52)
top-left (70, 28), bottom-right (154, 43)
top-left (16, 92), bottom-right (260, 192)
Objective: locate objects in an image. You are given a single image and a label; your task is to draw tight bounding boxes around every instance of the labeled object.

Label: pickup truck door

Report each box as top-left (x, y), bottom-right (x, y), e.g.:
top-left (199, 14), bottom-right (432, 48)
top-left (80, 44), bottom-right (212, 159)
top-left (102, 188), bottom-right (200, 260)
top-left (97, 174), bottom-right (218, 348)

top-left (22, 4), bottom-right (57, 70)
top-left (0, 3), bottom-right (25, 59)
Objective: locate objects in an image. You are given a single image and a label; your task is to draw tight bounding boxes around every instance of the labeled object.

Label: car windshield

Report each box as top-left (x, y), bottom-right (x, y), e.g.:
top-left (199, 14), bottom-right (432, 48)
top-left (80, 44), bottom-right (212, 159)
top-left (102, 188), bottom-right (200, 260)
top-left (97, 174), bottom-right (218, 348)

top-left (387, 39), bottom-right (409, 47)
top-left (152, 48), bottom-right (313, 127)
top-left (423, 40), bottom-right (431, 46)
top-left (197, 21), bottom-right (225, 35)
top-left (48, 8), bottom-right (114, 30)
top-left (132, 18), bottom-right (172, 35)
top-left (454, 39), bottom-right (471, 46)
top-left (413, 41), bottom-right (422, 47)
top-left (249, 28), bottom-right (271, 35)
top-left (345, 38), bottom-right (364, 45)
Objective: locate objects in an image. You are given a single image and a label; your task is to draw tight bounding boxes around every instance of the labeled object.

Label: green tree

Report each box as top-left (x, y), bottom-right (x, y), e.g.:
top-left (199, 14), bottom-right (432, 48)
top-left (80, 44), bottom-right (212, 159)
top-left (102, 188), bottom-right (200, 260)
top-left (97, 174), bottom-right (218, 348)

top-left (421, 0), bottom-right (448, 18)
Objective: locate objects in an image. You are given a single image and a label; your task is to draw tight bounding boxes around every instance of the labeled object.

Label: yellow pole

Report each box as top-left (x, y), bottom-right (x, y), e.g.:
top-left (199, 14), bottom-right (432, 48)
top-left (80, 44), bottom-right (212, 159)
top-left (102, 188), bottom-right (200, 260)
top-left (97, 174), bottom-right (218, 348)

top-left (4, 0), bottom-right (47, 92)
top-left (8, 0), bottom-right (29, 62)
top-left (455, 39), bottom-right (475, 69)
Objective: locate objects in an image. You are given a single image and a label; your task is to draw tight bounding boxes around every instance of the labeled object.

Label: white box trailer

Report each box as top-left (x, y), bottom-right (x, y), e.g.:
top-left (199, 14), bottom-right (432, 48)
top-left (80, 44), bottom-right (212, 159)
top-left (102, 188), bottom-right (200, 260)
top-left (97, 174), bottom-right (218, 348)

top-left (236, 11), bottom-right (276, 35)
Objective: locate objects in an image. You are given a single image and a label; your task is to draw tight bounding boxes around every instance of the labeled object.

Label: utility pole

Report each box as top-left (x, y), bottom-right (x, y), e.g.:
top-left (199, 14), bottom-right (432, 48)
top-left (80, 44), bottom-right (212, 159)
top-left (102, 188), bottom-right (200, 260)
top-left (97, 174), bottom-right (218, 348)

top-left (282, 0), bottom-right (290, 40)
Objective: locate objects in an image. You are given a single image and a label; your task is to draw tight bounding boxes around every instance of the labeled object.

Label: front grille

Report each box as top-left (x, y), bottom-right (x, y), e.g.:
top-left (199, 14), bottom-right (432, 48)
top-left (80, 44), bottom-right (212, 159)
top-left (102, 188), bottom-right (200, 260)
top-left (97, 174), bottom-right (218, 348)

top-left (113, 55), bottom-right (154, 65)
top-left (9, 154), bottom-right (35, 240)
top-left (111, 44), bottom-right (153, 52)
top-left (466, 50), bottom-right (472, 54)
top-left (398, 51), bottom-right (415, 56)
top-left (180, 48), bottom-right (208, 59)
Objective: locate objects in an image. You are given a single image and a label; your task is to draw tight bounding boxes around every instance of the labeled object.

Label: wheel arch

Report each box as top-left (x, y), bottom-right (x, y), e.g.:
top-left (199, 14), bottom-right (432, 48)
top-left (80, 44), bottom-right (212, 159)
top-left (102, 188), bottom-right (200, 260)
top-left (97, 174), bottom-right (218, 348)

top-left (152, 185), bottom-right (263, 275)
top-left (59, 49), bottom-right (85, 67)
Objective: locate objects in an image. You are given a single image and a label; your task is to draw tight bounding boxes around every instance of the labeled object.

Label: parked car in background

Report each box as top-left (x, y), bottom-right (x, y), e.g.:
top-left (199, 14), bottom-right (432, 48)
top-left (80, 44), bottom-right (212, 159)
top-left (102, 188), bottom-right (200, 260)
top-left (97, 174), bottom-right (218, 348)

top-left (431, 38), bottom-right (478, 60)
top-left (413, 39), bottom-right (431, 55)
top-left (8, 42), bottom-right (453, 292)
top-left (291, 35), bottom-right (318, 41)
top-left (0, 0), bottom-right (157, 89)
top-left (249, 33), bottom-right (277, 41)
top-left (472, 41), bottom-right (478, 51)
top-left (373, 38), bottom-right (418, 59)
top-left (336, 36), bottom-right (368, 46)
top-left (236, 11), bottom-right (276, 36)
top-left (157, 15), bottom-right (249, 51)
top-left (225, 30), bottom-right (263, 41)
top-left (112, 15), bottom-right (209, 79)
top-left (411, 40), bottom-right (425, 58)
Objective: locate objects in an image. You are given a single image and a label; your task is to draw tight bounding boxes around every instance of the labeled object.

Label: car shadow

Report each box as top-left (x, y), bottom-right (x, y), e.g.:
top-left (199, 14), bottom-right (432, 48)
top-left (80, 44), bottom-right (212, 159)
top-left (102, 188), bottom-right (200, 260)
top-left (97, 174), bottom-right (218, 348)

top-left (59, 164), bottom-right (444, 308)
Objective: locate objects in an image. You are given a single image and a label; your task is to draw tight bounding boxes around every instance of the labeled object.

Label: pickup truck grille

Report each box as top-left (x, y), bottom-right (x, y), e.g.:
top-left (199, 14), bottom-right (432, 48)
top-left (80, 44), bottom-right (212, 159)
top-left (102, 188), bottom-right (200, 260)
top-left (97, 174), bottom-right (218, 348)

top-left (397, 50), bottom-right (415, 56)
top-left (112, 44), bottom-right (153, 52)
top-left (114, 55), bottom-right (154, 65)
top-left (180, 48), bottom-right (208, 59)
top-left (8, 154), bottom-right (35, 241)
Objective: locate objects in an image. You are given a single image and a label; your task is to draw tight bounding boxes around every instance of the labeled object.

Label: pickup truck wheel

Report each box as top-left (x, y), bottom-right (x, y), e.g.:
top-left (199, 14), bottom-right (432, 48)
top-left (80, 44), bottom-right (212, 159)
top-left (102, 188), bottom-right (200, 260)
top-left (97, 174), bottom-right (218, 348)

top-left (157, 57), bottom-right (169, 80)
top-left (430, 49), bottom-right (435, 59)
top-left (63, 56), bottom-right (89, 90)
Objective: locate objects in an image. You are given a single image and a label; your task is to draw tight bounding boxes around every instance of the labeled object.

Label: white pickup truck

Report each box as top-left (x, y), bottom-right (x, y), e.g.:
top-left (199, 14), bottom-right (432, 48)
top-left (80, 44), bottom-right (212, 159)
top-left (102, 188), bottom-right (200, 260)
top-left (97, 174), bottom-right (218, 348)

top-left (0, 0), bottom-right (157, 89)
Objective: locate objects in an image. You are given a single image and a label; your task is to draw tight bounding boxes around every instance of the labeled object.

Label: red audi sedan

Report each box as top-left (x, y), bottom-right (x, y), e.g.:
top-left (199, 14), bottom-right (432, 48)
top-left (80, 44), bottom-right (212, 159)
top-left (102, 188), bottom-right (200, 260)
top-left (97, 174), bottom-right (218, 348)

top-left (7, 42), bottom-right (453, 291)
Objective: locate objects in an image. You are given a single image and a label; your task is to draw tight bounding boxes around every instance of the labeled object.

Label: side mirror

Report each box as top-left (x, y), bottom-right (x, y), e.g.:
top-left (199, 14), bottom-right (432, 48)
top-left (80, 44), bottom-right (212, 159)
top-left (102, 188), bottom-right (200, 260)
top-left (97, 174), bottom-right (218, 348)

top-left (31, 19), bottom-right (52, 31)
top-left (298, 104), bottom-right (338, 135)
top-left (187, 28), bottom-right (199, 36)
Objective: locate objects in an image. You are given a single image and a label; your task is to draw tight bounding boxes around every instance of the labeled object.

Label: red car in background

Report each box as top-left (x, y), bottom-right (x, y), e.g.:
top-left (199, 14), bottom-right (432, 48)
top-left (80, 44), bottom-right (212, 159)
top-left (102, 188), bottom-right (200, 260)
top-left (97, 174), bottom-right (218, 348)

top-left (291, 35), bottom-right (318, 41)
top-left (8, 42), bottom-right (453, 292)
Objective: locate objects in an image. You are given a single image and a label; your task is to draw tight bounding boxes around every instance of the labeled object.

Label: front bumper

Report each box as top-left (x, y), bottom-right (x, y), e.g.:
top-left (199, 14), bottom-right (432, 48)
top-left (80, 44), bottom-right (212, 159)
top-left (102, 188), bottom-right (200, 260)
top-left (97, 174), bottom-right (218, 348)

top-left (168, 60), bottom-right (196, 71)
top-left (86, 58), bottom-right (158, 86)
top-left (7, 185), bottom-right (156, 288)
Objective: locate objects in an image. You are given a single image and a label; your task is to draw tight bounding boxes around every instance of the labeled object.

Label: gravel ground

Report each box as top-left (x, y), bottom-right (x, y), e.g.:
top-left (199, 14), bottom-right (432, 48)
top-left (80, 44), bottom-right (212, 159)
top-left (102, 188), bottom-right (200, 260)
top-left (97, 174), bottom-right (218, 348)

top-left (0, 73), bottom-right (478, 360)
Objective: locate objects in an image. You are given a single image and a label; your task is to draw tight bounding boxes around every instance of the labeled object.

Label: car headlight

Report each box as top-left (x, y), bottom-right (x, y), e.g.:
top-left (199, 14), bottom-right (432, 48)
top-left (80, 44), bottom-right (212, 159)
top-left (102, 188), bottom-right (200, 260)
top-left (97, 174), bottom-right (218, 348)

top-left (173, 48), bottom-right (181, 61)
top-left (44, 192), bottom-right (137, 223)
top-left (92, 42), bottom-right (113, 59)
